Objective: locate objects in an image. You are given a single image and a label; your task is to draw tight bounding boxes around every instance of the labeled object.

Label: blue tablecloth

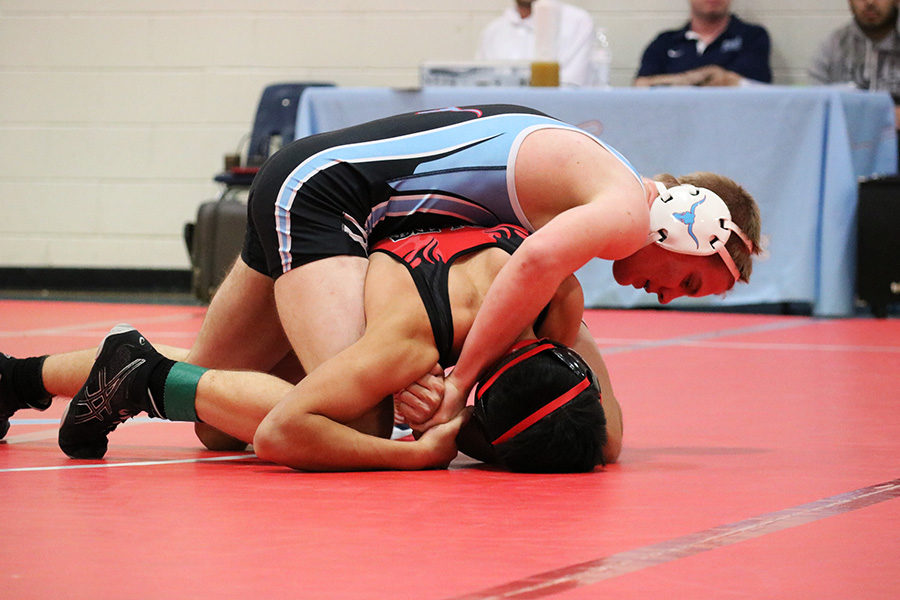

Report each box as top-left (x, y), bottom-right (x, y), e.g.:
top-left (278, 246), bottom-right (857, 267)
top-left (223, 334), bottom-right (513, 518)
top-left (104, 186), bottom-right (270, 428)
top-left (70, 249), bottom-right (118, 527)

top-left (295, 86), bottom-right (897, 316)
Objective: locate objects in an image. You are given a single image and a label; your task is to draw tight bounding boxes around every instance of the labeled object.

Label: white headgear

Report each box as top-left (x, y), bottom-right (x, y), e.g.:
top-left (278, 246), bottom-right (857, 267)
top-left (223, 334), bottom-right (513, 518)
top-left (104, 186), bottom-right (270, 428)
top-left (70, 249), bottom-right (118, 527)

top-left (647, 181), bottom-right (754, 282)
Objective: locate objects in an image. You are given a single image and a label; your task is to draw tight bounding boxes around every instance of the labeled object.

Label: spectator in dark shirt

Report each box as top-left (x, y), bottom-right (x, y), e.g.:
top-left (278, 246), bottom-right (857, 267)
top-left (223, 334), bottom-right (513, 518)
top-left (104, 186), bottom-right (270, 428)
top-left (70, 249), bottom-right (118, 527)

top-left (634, 0), bottom-right (772, 87)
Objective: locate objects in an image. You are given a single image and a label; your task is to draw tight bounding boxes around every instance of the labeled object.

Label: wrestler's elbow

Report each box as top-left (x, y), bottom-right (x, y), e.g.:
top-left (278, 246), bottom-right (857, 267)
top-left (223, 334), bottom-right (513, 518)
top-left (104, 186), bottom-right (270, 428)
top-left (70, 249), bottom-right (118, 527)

top-left (252, 417), bottom-right (287, 465)
top-left (253, 413), bottom-right (310, 469)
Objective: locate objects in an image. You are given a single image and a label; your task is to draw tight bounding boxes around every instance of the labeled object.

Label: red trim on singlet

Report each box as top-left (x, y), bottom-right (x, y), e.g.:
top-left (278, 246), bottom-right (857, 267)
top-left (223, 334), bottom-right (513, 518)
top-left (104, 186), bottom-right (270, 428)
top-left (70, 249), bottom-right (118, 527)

top-left (371, 224), bottom-right (528, 265)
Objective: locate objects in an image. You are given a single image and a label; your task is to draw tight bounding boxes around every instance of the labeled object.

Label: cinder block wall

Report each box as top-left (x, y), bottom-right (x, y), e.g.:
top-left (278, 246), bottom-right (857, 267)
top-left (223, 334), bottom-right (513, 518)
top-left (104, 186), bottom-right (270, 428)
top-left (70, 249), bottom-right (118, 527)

top-left (0, 0), bottom-right (851, 271)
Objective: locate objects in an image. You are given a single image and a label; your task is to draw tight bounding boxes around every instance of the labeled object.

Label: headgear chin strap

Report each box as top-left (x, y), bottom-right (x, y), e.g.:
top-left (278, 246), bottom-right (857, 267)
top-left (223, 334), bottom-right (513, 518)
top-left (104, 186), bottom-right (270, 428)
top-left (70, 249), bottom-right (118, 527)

top-left (647, 181), bottom-right (754, 282)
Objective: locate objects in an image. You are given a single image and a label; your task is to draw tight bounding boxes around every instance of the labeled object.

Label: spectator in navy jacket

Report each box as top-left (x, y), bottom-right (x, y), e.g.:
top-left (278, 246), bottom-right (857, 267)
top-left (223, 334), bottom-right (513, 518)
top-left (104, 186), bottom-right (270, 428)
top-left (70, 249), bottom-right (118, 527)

top-left (634, 0), bottom-right (772, 87)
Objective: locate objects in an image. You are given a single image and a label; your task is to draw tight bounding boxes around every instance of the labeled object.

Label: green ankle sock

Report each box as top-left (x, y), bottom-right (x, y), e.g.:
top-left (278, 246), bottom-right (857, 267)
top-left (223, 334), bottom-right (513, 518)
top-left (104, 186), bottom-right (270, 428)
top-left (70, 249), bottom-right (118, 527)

top-left (162, 363), bottom-right (208, 422)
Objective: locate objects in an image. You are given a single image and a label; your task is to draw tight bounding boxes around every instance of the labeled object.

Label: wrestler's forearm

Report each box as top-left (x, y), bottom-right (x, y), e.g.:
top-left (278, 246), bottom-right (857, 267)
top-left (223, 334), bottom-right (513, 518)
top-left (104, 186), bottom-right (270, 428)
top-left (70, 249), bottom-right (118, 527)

top-left (250, 329), bottom-right (448, 470)
top-left (450, 246), bottom-right (564, 397)
top-left (253, 411), bottom-right (450, 471)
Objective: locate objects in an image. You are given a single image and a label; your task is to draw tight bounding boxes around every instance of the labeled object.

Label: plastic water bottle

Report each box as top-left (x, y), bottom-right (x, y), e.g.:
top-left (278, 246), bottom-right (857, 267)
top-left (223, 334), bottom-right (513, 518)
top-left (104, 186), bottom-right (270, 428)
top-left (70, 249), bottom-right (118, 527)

top-left (591, 28), bottom-right (612, 88)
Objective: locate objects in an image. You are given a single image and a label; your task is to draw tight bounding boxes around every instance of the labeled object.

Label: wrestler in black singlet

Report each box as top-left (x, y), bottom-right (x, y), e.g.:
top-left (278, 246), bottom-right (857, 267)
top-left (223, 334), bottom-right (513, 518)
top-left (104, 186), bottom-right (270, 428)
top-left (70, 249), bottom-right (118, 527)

top-left (370, 224), bottom-right (529, 366)
top-left (240, 103), bottom-right (642, 280)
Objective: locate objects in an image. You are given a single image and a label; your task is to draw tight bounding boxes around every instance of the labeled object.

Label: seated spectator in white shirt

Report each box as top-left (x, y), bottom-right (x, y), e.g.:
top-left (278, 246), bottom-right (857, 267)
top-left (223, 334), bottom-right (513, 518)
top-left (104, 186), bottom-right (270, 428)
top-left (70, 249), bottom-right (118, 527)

top-left (476, 0), bottom-right (596, 87)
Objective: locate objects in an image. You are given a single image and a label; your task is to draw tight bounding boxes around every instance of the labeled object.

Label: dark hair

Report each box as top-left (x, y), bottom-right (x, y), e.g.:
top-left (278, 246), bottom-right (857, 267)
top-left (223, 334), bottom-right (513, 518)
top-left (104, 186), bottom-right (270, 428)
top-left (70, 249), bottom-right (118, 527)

top-left (472, 340), bottom-right (607, 473)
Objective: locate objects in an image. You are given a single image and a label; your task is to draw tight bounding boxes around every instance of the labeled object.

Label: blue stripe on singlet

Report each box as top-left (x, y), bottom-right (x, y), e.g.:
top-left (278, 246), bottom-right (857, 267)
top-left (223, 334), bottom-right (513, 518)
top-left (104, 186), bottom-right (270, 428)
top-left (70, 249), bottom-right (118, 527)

top-left (366, 170), bottom-right (511, 232)
top-left (274, 113), bottom-right (644, 272)
top-left (364, 193), bottom-right (500, 233)
top-left (274, 113), bottom-right (555, 272)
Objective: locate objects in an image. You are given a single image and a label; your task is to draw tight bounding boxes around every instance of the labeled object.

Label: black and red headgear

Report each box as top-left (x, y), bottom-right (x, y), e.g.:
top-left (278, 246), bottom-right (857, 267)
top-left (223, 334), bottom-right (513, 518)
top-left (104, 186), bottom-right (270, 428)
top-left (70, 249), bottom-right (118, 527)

top-left (473, 339), bottom-right (600, 447)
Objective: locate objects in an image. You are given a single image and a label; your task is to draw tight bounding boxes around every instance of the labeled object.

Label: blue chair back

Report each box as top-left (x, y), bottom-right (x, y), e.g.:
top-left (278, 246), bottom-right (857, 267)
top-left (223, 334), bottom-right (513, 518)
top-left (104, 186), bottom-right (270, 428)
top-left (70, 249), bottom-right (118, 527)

top-left (246, 82), bottom-right (334, 166)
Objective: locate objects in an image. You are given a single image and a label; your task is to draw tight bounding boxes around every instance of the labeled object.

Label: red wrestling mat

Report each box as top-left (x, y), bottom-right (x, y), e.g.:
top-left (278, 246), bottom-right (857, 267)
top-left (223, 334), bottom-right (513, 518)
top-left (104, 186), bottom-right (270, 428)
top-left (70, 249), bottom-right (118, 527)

top-left (1, 299), bottom-right (898, 599)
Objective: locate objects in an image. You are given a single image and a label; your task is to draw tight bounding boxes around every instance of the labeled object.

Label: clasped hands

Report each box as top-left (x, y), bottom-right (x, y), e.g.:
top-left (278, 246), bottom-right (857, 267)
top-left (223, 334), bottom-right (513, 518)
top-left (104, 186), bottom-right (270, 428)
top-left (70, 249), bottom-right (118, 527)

top-left (634, 65), bottom-right (743, 87)
top-left (393, 363), bottom-right (468, 433)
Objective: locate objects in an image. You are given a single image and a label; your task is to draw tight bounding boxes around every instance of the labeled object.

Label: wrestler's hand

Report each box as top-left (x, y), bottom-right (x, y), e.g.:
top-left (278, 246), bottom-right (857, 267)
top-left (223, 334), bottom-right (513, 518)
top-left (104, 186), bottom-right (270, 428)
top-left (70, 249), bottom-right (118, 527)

top-left (410, 373), bottom-right (470, 433)
top-left (393, 363), bottom-right (445, 426)
top-left (415, 408), bottom-right (471, 469)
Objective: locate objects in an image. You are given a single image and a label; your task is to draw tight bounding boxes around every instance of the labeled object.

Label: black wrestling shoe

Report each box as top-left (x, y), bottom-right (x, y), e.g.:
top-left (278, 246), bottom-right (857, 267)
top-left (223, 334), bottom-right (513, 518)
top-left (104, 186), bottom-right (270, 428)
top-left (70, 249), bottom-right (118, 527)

top-left (1, 353), bottom-right (52, 440)
top-left (58, 325), bottom-right (164, 459)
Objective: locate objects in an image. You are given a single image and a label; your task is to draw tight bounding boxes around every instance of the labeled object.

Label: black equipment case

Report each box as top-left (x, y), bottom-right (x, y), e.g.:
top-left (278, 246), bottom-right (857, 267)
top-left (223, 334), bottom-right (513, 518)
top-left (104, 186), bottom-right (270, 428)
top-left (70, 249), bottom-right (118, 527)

top-left (856, 175), bottom-right (900, 317)
top-left (184, 198), bottom-right (246, 303)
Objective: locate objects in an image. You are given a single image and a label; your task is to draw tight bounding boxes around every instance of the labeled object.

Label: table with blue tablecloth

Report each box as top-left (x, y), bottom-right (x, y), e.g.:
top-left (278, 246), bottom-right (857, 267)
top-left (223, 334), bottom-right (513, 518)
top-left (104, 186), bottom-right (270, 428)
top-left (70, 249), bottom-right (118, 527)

top-left (294, 86), bottom-right (897, 316)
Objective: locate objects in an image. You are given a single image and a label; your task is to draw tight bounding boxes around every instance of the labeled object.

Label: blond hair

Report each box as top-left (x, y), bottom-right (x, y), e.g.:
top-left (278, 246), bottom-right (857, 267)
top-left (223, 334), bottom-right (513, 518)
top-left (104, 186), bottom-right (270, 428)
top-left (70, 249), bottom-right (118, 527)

top-left (655, 172), bottom-right (762, 282)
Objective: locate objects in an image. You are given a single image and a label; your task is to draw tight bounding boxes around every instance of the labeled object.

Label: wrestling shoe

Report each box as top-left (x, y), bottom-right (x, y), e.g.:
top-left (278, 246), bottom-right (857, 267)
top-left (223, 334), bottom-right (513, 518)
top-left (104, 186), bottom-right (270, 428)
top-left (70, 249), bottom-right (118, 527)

top-left (1, 352), bottom-right (52, 440)
top-left (58, 324), bottom-right (164, 459)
